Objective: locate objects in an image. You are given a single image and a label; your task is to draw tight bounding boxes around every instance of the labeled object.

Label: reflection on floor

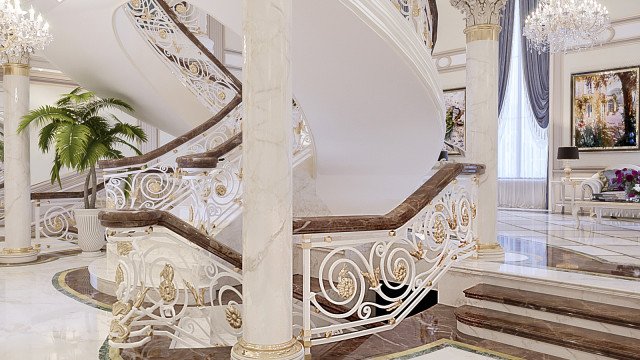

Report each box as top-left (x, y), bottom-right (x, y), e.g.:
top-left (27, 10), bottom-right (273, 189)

top-left (498, 210), bottom-right (640, 279)
top-left (0, 255), bottom-right (110, 360)
top-left (4, 211), bottom-right (638, 359)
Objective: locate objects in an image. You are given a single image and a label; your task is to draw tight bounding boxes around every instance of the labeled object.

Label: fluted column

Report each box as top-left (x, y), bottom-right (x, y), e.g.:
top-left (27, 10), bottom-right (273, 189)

top-left (450, 0), bottom-right (507, 261)
top-left (231, 0), bottom-right (303, 359)
top-left (0, 64), bottom-right (38, 264)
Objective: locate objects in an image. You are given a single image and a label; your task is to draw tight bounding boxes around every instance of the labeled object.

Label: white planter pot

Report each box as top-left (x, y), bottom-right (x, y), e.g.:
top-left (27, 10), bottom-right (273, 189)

top-left (74, 208), bottom-right (106, 257)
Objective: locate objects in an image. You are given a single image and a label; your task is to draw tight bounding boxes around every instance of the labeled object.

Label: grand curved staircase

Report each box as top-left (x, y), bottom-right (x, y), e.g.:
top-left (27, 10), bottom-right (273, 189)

top-left (24, 0), bottom-right (484, 356)
top-left (41, 0), bottom-right (444, 215)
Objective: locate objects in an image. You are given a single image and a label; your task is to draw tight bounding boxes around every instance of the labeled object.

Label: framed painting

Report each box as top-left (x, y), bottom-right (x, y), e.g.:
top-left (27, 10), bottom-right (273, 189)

top-left (443, 88), bottom-right (466, 155)
top-left (571, 66), bottom-right (639, 151)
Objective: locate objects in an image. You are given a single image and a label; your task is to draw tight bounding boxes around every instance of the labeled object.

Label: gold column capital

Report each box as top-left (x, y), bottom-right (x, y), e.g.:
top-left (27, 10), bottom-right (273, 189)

top-left (3, 63), bottom-right (30, 76)
top-left (464, 24), bottom-right (501, 43)
top-left (231, 337), bottom-right (304, 359)
top-left (450, 0), bottom-right (508, 28)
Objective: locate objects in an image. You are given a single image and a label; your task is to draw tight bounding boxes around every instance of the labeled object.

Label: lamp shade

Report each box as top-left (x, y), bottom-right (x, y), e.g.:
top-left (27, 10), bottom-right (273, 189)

top-left (438, 150), bottom-right (449, 161)
top-left (557, 146), bottom-right (579, 160)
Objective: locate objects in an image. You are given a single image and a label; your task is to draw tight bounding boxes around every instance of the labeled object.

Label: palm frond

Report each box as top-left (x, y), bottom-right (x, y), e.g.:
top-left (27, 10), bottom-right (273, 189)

top-left (19, 106), bottom-right (77, 132)
top-left (78, 140), bottom-right (109, 171)
top-left (83, 116), bottom-right (111, 137)
top-left (111, 121), bottom-right (148, 142)
top-left (104, 148), bottom-right (124, 160)
top-left (55, 122), bottom-right (91, 168)
top-left (82, 98), bottom-right (134, 116)
top-left (38, 122), bottom-right (59, 153)
top-left (56, 87), bottom-right (95, 107)
top-left (114, 138), bottom-right (143, 156)
top-left (50, 154), bottom-right (63, 187)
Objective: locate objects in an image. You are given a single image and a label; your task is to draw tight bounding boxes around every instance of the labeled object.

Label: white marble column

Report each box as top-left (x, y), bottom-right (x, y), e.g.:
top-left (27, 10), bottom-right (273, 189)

top-left (0, 64), bottom-right (38, 264)
top-left (231, 0), bottom-right (303, 359)
top-left (450, 0), bottom-right (507, 261)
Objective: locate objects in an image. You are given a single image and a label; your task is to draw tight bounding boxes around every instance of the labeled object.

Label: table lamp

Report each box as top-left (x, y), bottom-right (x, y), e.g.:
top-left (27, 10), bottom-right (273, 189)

top-left (557, 146), bottom-right (579, 180)
top-left (438, 150), bottom-right (449, 162)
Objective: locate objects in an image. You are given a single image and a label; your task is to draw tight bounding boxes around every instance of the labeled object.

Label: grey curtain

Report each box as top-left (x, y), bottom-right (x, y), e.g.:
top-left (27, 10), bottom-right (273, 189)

top-left (498, 0), bottom-right (515, 115)
top-left (520, 0), bottom-right (550, 128)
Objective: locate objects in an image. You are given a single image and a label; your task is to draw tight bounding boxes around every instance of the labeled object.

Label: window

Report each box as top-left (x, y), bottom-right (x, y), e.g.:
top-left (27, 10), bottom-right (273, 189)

top-left (497, 0), bottom-right (548, 208)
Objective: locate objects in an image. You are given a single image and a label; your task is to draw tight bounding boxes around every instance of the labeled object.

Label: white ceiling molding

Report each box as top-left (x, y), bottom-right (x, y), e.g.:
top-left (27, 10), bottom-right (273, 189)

top-left (433, 47), bottom-right (466, 73)
top-left (432, 15), bottom-right (640, 73)
top-left (566, 14), bottom-right (640, 52)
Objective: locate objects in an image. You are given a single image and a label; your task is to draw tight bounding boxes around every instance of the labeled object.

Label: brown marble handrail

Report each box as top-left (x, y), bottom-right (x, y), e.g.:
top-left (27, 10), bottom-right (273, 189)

top-left (31, 182), bottom-right (106, 200)
top-left (99, 210), bottom-right (243, 269)
top-left (175, 133), bottom-right (242, 169)
top-left (98, 96), bottom-right (242, 169)
top-left (292, 162), bottom-right (483, 234)
top-left (100, 162), bottom-right (482, 254)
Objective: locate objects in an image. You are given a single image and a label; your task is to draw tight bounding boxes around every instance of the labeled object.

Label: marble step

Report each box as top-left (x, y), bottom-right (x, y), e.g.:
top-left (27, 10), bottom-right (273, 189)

top-left (463, 283), bottom-right (640, 338)
top-left (455, 305), bottom-right (640, 360)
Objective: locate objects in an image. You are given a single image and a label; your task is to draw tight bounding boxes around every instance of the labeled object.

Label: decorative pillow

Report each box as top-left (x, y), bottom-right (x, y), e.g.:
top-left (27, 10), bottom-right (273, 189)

top-left (598, 171), bottom-right (607, 188)
top-left (602, 169), bottom-right (628, 192)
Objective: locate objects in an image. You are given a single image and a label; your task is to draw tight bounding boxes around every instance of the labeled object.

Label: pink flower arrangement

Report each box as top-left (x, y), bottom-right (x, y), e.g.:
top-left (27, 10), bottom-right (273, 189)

top-left (615, 168), bottom-right (640, 200)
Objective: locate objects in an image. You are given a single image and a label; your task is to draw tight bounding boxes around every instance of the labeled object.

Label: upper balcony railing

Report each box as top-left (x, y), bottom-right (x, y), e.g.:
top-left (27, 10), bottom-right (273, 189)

top-left (127, 0), bottom-right (241, 113)
top-left (391, 0), bottom-right (438, 51)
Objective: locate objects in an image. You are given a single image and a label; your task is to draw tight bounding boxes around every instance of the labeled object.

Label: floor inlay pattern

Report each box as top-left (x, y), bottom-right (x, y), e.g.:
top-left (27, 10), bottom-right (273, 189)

top-left (372, 339), bottom-right (519, 359)
top-left (52, 266), bottom-right (115, 312)
top-left (0, 248), bottom-right (81, 267)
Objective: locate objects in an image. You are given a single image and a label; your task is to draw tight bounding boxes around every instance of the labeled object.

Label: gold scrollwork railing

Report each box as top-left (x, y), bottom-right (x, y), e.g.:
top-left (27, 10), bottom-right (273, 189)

top-left (298, 175), bottom-right (477, 355)
top-left (107, 226), bottom-right (244, 349)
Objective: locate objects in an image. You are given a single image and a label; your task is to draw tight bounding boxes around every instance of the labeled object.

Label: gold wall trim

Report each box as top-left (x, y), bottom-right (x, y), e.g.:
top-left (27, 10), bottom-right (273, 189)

top-left (3, 63), bottom-right (30, 77)
top-left (464, 24), bottom-right (501, 43)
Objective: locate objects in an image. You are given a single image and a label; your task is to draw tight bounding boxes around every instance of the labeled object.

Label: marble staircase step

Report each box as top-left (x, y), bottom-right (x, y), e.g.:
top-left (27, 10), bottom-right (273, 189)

top-left (455, 305), bottom-right (640, 360)
top-left (463, 284), bottom-right (640, 337)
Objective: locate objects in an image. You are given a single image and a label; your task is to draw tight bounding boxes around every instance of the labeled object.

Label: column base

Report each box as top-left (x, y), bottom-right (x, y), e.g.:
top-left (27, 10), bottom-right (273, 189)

top-left (474, 243), bottom-right (505, 262)
top-left (231, 337), bottom-right (304, 360)
top-left (0, 245), bottom-right (41, 264)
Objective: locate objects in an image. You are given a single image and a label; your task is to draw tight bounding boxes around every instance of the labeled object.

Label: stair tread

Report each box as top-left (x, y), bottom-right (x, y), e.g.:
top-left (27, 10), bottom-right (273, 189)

top-left (464, 283), bottom-right (640, 330)
top-left (455, 305), bottom-right (640, 360)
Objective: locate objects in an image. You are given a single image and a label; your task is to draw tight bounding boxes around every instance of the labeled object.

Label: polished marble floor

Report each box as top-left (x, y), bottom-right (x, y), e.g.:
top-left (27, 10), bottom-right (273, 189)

top-left (498, 210), bottom-right (640, 279)
top-left (1, 211), bottom-right (638, 359)
top-left (0, 253), bottom-right (110, 360)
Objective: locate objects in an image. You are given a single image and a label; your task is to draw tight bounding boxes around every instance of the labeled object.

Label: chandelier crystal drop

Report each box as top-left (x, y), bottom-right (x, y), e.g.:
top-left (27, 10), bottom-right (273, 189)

top-left (522, 0), bottom-right (610, 54)
top-left (0, 0), bottom-right (52, 64)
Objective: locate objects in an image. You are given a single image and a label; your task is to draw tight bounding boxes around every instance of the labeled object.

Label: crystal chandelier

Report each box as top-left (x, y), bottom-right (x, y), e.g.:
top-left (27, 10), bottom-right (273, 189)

top-left (522, 0), bottom-right (610, 54)
top-left (0, 0), bottom-right (52, 64)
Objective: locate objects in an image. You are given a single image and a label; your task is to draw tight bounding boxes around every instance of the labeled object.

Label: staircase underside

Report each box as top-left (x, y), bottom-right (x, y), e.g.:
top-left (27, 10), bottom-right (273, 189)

top-left (39, 0), bottom-right (444, 215)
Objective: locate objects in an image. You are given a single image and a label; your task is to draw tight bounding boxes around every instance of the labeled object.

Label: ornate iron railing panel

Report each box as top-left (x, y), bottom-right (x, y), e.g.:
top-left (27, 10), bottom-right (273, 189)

top-left (33, 198), bottom-right (84, 242)
top-left (298, 176), bottom-right (477, 354)
top-left (107, 226), bottom-right (244, 349)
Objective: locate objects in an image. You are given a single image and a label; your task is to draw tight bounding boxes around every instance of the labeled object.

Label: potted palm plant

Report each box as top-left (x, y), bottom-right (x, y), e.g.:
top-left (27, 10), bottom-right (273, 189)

top-left (19, 87), bottom-right (146, 256)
